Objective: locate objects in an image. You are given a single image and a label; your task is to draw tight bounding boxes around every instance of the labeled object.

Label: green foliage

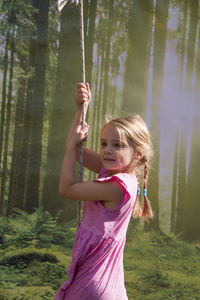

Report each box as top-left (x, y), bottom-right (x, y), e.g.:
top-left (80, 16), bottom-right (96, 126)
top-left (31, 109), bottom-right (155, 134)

top-left (0, 207), bottom-right (76, 249)
top-left (0, 286), bottom-right (55, 300)
top-left (124, 228), bottom-right (200, 299)
top-left (0, 211), bottom-right (200, 299)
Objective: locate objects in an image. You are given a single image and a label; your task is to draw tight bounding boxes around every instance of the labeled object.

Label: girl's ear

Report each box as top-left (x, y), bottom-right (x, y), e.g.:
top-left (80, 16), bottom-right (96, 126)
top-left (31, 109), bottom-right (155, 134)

top-left (134, 151), bottom-right (144, 161)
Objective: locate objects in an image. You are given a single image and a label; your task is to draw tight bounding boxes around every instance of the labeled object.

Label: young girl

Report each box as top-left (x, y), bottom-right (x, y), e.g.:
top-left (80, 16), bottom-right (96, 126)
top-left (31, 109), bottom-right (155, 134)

top-left (55, 82), bottom-right (153, 300)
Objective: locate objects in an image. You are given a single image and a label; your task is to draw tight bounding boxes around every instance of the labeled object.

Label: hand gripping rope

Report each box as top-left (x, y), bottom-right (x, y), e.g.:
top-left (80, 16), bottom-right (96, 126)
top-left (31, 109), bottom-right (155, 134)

top-left (58, 0), bottom-right (86, 229)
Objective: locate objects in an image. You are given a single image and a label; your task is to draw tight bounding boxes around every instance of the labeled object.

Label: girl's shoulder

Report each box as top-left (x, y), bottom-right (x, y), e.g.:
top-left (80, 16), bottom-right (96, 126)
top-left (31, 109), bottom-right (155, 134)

top-left (97, 168), bottom-right (138, 193)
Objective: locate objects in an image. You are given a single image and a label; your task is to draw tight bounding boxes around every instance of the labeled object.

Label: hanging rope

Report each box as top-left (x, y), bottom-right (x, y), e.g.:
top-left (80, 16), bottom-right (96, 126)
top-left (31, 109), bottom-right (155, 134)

top-left (78, 0), bottom-right (86, 229)
top-left (57, 0), bottom-right (86, 229)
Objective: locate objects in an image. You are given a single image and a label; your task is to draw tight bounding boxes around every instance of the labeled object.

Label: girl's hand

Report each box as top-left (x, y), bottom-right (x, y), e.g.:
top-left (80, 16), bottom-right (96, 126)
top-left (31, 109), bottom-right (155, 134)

top-left (67, 122), bottom-right (89, 149)
top-left (75, 82), bottom-right (91, 110)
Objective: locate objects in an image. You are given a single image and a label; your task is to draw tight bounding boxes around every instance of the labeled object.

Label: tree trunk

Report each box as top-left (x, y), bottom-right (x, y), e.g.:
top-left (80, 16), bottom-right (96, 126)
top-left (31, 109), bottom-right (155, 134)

top-left (42, 6), bottom-right (81, 221)
top-left (24, 0), bottom-right (49, 213)
top-left (101, 0), bottom-right (114, 118)
top-left (179, 0), bottom-right (187, 85)
top-left (15, 9), bottom-right (38, 212)
top-left (185, 0), bottom-right (198, 90)
top-left (175, 134), bottom-right (187, 235)
top-left (95, 38), bottom-right (106, 152)
top-left (85, 0), bottom-right (97, 86)
top-left (181, 0), bottom-right (199, 241)
top-left (7, 57), bottom-right (28, 215)
top-left (145, 0), bottom-right (170, 231)
top-left (0, 28), bottom-right (15, 214)
top-left (0, 31), bottom-right (10, 215)
top-left (170, 133), bottom-right (179, 233)
top-left (122, 0), bottom-right (154, 118)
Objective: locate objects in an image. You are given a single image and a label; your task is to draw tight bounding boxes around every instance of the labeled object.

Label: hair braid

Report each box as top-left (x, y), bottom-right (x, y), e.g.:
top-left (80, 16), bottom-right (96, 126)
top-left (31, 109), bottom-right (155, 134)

top-left (141, 162), bottom-right (153, 220)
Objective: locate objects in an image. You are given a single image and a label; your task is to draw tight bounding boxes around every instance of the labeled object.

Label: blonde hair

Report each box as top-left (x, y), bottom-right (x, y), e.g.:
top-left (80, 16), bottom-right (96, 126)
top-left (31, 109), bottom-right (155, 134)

top-left (102, 114), bottom-right (153, 221)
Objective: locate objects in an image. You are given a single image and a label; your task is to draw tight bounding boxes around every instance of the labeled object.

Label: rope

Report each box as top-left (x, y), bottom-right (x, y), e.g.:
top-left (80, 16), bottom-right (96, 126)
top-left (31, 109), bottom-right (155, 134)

top-left (78, 0), bottom-right (85, 229)
top-left (57, 0), bottom-right (85, 229)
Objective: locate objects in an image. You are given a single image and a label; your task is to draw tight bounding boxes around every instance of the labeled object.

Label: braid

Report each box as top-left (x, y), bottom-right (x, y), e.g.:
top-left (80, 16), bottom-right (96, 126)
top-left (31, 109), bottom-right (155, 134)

top-left (132, 186), bottom-right (142, 219)
top-left (141, 162), bottom-right (153, 220)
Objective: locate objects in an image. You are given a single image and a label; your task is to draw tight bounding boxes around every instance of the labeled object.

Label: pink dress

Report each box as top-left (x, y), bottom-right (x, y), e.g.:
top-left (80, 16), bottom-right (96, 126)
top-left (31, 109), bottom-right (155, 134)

top-left (54, 169), bottom-right (137, 300)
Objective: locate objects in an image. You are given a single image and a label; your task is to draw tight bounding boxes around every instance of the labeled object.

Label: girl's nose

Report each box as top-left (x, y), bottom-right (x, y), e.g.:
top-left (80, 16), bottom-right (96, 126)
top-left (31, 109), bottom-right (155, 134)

top-left (105, 146), bottom-right (113, 154)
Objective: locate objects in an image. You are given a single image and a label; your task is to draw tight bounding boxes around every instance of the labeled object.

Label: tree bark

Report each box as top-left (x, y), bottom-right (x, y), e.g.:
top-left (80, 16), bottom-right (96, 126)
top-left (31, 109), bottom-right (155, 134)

top-left (85, 0), bottom-right (97, 86)
top-left (42, 7), bottom-right (81, 221)
top-left (122, 0), bottom-right (154, 118)
top-left (170, 133), bottom-right (179, 233)
top-left (0, 31), bottom-right (10, 215)
top-left (101, 0), bottom-right (114, 118)
top-left (0, 28), bottom-right (15, 213)
top-left (24, 0), bottom-right (49, 213)
top-left (185, 0), bottom-right (198, 90)
top-left (179, 0), bottom-right (187, 86)
top-left (180, 0), bottom-right (199, 241)
top-left (145, 0), bottom-right (170, 231)
top-left (7, 56), bottom-right (27, 215)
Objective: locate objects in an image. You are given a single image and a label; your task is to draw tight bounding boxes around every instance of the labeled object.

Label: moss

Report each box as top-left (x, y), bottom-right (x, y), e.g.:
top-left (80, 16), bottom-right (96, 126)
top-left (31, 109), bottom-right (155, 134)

top-left (1, 213), bottom-right (200, 299)
top-left (0, 286), bottom-right (55, 300)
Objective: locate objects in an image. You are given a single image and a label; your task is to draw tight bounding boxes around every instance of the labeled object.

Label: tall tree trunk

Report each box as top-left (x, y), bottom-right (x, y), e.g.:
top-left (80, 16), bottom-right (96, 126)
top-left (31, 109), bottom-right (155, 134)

top-left (181, 0), bottom-right (199, 240)
top-left (85, 0), bottom-right (97, 86)
top-left (0, 28), bottom-right (15, 214)
top-left (7, 57), bottom-right (28, 215)
top-left (185, 0), bottom-right (198, 90)
top-left (24, 0), bottom-right (49, 213)
top-left (0, 31), bottom-right (10, 215)
top-left (15, 7), bottom-right (38, 211)
top-left (101, 0), bottom-right (114, 118)
top-left (42, 7), bottom-right (81, 220)
top-left (88, 57), bottom-right (99, 181)
top-left (179, 0), bottom-right (188, 85)
top-left (95, 39), bottom-right (106, 152)
top-left (170, 133), bottom-right (179, 233)
top-left (175, 134), bottom-right (187, 235)
top-left (145, 0), bottom-right (169, 231)
top-left (122, 0), bottom-right (154, 118)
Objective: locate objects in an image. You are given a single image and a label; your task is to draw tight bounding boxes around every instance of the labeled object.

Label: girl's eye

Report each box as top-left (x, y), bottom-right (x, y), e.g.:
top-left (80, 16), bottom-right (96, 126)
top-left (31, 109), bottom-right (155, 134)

top-left (101, 142), bottom-right (107, 147)
top-left (114, 143), bottom-right (122, 148)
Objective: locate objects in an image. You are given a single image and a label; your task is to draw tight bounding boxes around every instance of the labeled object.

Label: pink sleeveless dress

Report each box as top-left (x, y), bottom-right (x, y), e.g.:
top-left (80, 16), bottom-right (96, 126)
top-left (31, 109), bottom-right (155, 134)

top-left (54, 168), bottom-right (137, 300)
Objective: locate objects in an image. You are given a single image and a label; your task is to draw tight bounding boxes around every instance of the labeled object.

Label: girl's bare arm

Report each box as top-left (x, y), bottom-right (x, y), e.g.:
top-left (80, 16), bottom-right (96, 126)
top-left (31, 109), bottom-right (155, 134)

top-left (59, 124), bottom-right (123, 203)
top-left (66, 82), bottom-right (102, 173)
top-left (76, 146), bottom-right (102, 174)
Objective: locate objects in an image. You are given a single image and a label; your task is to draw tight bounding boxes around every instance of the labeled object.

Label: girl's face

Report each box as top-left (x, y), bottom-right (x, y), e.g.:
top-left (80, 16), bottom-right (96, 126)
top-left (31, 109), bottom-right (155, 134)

top-left (100, 124), bottom-right (135, 175)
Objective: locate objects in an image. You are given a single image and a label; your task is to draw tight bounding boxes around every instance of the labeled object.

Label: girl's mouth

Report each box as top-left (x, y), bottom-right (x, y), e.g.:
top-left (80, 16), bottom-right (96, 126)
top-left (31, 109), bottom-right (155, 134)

top-left (104, 158), bottom-right (115, 161)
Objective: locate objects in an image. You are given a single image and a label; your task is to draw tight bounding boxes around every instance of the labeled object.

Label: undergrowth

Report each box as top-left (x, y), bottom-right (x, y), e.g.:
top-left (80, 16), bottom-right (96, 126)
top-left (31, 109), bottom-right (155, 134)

top-left (0, 209), bottom-right (200, 299)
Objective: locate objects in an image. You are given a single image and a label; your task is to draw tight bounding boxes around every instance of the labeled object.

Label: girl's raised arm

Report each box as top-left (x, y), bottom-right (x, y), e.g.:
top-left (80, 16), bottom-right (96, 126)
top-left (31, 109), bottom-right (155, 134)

top-left (66, 82), bottom-right (102, 173)
top-left (76, 146), bottom-right (102, 174)
top-left (59, 122), bottom-right (123, 205)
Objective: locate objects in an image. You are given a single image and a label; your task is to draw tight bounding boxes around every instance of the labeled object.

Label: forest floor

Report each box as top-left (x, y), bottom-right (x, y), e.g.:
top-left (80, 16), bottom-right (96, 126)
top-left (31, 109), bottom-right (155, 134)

top-left (0, 210), bottom-right (200, 300)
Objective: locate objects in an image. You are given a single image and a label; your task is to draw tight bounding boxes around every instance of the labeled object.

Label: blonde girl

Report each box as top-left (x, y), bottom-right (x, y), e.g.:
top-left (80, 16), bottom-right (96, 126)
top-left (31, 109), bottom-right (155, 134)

top-left (55, 82), bottom-right (153, 300)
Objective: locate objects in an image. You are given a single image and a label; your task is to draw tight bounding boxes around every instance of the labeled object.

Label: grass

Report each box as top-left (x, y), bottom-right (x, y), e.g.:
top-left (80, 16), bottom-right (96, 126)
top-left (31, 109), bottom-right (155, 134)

top-left (124, 223), bottom-right (200, 299)
top-left (0, 212), bottom-right (200, 299)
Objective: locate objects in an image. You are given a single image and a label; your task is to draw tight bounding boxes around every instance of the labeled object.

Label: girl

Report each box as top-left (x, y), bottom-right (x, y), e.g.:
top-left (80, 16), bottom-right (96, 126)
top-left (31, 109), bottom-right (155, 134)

top-left (55, 82), bottom-right (153, 300)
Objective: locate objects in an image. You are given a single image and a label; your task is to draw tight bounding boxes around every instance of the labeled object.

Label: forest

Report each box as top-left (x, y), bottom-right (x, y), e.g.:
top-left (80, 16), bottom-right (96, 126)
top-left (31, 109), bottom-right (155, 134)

top-left (0, 0), bottom-right (200, 299)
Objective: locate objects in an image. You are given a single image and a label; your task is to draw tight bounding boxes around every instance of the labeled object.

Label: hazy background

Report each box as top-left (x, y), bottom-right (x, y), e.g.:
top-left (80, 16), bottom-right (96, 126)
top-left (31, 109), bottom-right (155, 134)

top-left (0, 0), bottom-right (200, 241)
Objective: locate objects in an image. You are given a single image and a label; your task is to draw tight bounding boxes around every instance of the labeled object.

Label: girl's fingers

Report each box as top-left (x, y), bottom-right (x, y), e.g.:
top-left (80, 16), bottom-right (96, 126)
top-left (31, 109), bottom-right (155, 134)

top-left (77, 82), bottom-right (91, 97)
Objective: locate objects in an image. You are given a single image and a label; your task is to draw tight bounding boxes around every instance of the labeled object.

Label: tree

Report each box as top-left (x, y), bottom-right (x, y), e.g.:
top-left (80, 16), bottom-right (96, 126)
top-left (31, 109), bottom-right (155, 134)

top-left (0, 30), bottom-right (10, 215)
top-left (122, 0), bottom-right (154, 118)
top-left (0, 27), bottom-right (15, 210)
top-left (42, 6), bottom-right (81, 220)
top-left (7, 56), bottom-right (28, 214)
top-left (85, 0), bottom-right (97, 86)
top-left (180, 0), bottom-right (199, 240)
top-left (24, 0), bottom-right (49, 213)
top-left (170, 133), bottom-right (179, 233)
top-left (145, 0), bottom-right (170, 231)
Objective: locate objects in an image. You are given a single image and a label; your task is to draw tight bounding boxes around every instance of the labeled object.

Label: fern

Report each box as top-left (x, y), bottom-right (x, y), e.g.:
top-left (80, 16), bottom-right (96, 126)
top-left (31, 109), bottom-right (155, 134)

top-left (0, 207), bottom-right (76, 249)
